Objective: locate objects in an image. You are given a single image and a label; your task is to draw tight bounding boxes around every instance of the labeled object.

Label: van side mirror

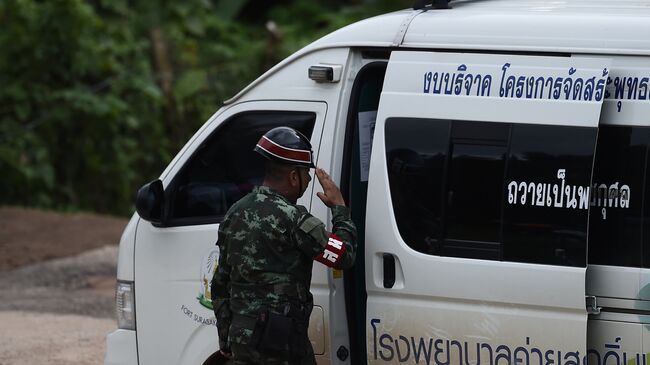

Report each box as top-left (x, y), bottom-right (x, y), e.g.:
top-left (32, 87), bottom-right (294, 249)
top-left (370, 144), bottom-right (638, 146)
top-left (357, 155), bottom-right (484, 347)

top-left (135, 179), bottom-right (165, 225)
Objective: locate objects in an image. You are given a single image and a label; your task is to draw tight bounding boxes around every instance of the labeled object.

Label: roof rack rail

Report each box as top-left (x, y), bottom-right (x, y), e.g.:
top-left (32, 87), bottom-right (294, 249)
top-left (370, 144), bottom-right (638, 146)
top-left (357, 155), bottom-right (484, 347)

top-left (413, 0), bottom-right (451, 10)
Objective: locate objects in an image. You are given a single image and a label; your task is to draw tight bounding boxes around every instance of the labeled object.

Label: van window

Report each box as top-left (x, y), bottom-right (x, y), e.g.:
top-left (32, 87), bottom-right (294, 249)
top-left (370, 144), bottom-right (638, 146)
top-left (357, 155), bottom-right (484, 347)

top-left (588, 125), bottom-right (649, 267)
top-left (503, 124), bottom-right (596, 267)
top-left (385, 118), bottom-right (596, 267)
top-left (444, 122), bottom-right (508, 257)
top-left (386, 118), bottom-right (448, 255)
top-left (166, 111), bottom-right (316, 225)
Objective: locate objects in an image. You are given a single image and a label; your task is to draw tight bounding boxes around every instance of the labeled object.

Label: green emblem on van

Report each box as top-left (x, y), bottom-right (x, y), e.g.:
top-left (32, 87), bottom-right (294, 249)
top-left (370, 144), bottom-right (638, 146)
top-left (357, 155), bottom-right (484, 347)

top-left (197, 248), bottom-right (220, 310)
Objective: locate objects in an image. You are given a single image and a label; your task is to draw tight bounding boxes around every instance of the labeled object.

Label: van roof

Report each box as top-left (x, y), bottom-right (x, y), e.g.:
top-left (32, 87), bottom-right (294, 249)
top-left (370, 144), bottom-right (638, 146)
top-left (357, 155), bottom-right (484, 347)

top-left (403, 0), bottom-right (650, 55)
top-left (225, 0), bottom-right (650, 104)
top-left (314, 0), bottom-right (650, 55)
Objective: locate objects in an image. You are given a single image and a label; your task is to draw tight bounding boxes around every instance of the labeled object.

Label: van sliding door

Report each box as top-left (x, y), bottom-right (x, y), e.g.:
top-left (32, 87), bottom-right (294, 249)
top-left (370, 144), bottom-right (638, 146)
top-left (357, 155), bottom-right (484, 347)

top-left (365, 51), bottom-right (610, 364)
top-left (587, 56), bottom-right (650, 362)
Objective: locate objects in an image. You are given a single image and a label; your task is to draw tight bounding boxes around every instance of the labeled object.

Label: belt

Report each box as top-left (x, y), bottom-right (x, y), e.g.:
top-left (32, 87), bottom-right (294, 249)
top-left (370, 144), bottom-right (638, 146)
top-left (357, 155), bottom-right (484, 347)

top-left (232, 314), bottom-right (257, 329)
top-left (231, 282), bottom-right (307, 301)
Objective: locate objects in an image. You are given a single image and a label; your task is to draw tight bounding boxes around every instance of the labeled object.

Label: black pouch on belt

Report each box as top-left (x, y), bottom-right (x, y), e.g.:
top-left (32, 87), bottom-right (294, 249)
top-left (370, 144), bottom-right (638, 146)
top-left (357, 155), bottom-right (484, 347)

top-left (257, 310), bottom-right (293, 353)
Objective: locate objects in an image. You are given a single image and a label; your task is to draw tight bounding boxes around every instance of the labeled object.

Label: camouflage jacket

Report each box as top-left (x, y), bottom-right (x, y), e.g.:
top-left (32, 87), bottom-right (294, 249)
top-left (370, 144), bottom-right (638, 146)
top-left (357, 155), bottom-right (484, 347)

top-left (211, 186), bottom-right (357, 349)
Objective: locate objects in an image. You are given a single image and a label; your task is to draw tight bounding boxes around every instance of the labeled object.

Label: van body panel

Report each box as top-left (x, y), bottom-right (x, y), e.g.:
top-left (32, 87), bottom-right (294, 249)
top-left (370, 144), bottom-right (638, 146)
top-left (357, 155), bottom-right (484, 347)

top-left (104, 329), bottom-right (138, 365)
top-left (598, 56), bottom-right (650, 126)
top-left (225, 14), bottom-right (406, 105)
top-left (403, 2), bottom-right (650, 55)
top-left (587, 265), bottom-right (641, 300)
top-left (116, 213), bottom-right (139, 281)
top-left (233, 48), bottom-right (350, 105)
top-left (365, 51), bottom-right (609, 363)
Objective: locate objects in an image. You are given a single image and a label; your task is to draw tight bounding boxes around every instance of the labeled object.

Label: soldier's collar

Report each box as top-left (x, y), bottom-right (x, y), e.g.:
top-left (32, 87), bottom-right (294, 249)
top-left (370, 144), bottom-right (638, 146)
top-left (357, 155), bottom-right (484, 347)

top-left (254, 185), bottom-right (292, 204)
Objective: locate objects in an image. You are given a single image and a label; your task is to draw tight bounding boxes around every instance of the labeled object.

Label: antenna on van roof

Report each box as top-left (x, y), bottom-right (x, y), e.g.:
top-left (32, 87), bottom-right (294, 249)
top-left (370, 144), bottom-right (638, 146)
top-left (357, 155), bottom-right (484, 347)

top-left (413, 0), bottom-right (451, 10)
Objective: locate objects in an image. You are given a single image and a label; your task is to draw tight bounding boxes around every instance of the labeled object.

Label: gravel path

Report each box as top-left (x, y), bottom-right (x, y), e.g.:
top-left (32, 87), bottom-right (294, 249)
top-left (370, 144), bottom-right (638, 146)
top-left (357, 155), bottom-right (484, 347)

top-left (0, 311), bottom-right (115, 365)
top-left (0, 245), bottom-right (119, 364)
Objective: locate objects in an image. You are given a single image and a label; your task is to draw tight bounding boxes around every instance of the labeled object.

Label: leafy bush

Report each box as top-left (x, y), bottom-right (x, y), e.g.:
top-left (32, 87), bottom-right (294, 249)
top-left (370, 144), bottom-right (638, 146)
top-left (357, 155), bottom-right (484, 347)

top-left (0, 0), bottom-right (411, 215)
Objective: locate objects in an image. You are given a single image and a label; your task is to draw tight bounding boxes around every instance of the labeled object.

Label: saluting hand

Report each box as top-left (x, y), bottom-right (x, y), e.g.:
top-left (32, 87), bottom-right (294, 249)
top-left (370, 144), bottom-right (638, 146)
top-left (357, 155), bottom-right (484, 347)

top-left (315, 168), bottom-right (346, 208)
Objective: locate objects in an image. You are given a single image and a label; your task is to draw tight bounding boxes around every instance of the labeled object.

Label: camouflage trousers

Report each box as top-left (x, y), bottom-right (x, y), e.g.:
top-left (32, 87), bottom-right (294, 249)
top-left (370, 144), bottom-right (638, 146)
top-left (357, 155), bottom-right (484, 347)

top-left (230, 341), bottom-right (316, 365)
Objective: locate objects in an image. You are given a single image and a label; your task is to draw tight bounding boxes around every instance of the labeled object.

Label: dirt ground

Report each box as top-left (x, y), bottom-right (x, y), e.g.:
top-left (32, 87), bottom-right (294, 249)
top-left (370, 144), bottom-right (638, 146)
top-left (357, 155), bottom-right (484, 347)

top-left (0, 207), bottom-right (127, 272)
top-left (0, 206), bottom-right (127, 365)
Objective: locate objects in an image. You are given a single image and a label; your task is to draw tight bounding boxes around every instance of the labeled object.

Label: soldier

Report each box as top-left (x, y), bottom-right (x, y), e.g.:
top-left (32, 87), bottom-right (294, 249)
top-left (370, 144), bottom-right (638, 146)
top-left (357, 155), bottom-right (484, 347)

top-left (211, 127), bottom-right (357, 365)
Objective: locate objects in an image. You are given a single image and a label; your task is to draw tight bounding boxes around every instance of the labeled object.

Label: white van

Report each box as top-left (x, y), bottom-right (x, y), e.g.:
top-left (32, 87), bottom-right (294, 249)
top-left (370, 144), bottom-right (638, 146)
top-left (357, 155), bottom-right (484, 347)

top-left (104, 1), bottom-right (650, 364)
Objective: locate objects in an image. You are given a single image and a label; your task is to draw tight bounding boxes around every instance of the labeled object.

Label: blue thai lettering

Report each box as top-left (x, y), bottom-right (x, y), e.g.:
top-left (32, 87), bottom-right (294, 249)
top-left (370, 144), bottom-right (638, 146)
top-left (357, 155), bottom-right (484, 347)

top-left (433, 72), bottom-right (442, 94)
top-left (614, 77), bottom-right (626, 99)
top-left (515, 346), bottom-right (530, 365)
top-left (595, 69), bottom-right (608, 101)
top-left (455, 64), bottom-right (467, 95)
top-left (516, 76), bottom-right (526, 98)
top-left (563, 68), bottom-right (576, 99)
top-left (531, 347), bottom-right (544, 365)
top-left (436, 339), bottom-right (451, 365)
top-left (564, 352), bottom-right (580, 365)
top-left (424, 72), bottom-right (433, 93)
top-left (525, 77), bottom-right (536, 98)
top-left (545, 350), bottom-right (556, 365)
top-left (545, 77), bottom-right (554, 99)
top-left (371, 318), bottom-right (381, 360)
top-left (464, 74), bottom-right (475, 95)
top-left (605, 76), bottom-right (613, 99)
top-left (444, 72), bottom-right (454, 95)
top-left (603, 337), bottom-right (621, 365)
top-left (474, 74), bottom-right (484, 96)
top-left (533, 77), bottom-right (547, 99)
top-left (465, 342), bottom-right (481, 365)
top-left (380, 333), bottom-right (395, 361)
top-left (573, 77), bottom-right (584, 100)
top-left (627, 77), bottom-right (639, 99)
top-left (396, 335), bottom-right (411, 362)
top-left (500, 63), bottom-right (512, 97)
top-left (553, 78), bottom-right (563, 99)
top-left (481, 343), bottom-right (495, 365)
top-left (497, 345), bottom-right (513, 365)
top-left (640, 77), bottom-right (649, 100)
top-left (451, 340), bottom-right (464, 365)
top-left (585, 77), bottom-right (596, 100)
top-left (481, 75), bottom-right (492, 96)
top-left (412, 337), bottom-right (434, 365)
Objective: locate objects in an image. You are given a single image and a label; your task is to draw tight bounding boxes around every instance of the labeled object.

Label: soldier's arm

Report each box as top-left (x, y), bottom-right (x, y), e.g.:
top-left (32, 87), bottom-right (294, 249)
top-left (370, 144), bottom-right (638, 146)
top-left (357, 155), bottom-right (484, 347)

top-left (294, 206), bottom-right (357, 269)
top-left (293, 168), bottom-right (357, 269)
top-left (210, 224), bottom-right (232, 353)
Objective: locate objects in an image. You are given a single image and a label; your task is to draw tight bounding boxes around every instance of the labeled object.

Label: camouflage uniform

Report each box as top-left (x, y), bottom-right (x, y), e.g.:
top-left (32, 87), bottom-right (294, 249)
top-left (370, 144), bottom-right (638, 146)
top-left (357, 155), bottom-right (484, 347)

top-left (211, 185), bottom-right (357, 365)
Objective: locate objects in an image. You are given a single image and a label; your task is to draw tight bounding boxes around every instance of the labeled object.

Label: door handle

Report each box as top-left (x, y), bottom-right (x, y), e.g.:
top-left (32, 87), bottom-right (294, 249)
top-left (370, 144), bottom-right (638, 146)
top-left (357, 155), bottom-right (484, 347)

top-left (383, 253), bottom-right (396, 289)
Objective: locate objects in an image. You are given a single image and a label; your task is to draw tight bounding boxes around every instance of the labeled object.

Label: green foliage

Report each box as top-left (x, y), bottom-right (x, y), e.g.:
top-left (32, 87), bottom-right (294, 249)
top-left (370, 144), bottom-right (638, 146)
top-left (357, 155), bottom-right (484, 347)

top-left (0, 0), bottom-right (412, 216)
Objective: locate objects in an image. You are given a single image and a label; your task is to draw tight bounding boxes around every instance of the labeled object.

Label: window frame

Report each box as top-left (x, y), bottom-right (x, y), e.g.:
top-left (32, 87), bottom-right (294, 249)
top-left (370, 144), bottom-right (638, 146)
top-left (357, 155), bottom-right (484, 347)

top-left (385, 117), bottom-right (598, 267)
top-left (156, 101), bottom-right (327, 228)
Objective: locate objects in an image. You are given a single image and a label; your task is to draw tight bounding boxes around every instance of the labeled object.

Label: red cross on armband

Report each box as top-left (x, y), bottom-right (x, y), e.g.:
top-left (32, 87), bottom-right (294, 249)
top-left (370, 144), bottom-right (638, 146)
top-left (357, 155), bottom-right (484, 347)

top-left (314, 234), bottom-right (346, 268)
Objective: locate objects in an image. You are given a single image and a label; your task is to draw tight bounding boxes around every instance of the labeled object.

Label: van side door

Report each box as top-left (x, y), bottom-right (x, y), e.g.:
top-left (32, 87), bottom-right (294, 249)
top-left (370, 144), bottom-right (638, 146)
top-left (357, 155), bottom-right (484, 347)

top-left (133, 101), bottom-right (326, 364)
top-left (366, 51), bottom-right (610, 364)
top-left (587, 56), bottom-right (650, 362)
